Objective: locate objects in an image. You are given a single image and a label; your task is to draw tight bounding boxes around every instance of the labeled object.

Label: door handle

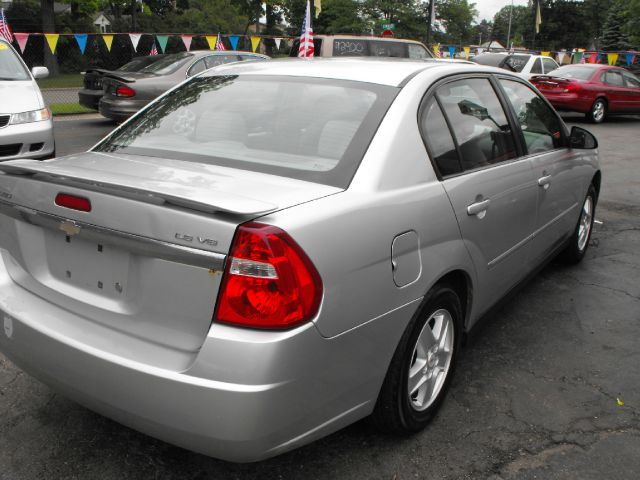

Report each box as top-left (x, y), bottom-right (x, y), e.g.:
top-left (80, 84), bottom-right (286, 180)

top-left (467, 199), bottom-right (491, 217)
top-left (538, 175), bottom-right (552, 189)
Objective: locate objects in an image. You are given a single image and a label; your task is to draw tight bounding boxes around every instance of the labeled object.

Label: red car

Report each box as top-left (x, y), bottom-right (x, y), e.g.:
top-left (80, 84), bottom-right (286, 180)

top-left (530, 64), bottom-right (640, 123)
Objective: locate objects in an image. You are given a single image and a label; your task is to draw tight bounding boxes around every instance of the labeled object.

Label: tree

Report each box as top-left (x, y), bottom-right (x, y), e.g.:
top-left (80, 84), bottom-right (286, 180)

top-left (600, 0), bottom-right (632, 50)
top-left (434, 0), bottom-right (477, 45)
top-left (41, 0), bottom-right (58, 74)
top-left (314, 0), bottom-right (369, 35)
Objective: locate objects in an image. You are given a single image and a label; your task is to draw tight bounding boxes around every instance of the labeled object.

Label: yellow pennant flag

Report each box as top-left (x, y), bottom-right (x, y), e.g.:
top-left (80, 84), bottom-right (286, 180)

top-left (314, 0), bottom-right (321, 17)
top-left (250, 36), bottom-right (260, 53)
top-left (102, 34), bottom-right (114, 52)
top-left (205, 35), bottom-right (217, 50)
top-left (45, 33), bottom-right (59, 54)
top-left (541, 51), bottom-right (550, 57)
top-left (607, 53), bottom-right (619, 65)
top-left (463, 46), bottom-right (470, 59)
top-left (433, 44), bottom-right (440, 57)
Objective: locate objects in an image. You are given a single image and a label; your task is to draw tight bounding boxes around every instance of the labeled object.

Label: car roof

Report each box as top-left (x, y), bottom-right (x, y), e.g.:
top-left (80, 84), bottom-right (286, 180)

top-left (312, 35), bottom-right (426, 45)
top-left (204, 57), bottom-right (481, 87)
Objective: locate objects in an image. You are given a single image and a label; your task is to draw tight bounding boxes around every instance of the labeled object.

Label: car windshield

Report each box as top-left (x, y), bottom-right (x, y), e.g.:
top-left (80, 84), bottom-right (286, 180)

top-left (94, 75), bottom-right (398, 188)
top-left (138, 52), bottom-right (193, 75)
top-left (546, 65), bottom-right (598, 80)
top-left (0, 41), bottom-right (30, 81)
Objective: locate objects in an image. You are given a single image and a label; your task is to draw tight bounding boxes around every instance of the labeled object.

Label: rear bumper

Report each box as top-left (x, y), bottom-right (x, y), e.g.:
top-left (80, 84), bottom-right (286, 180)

top-left (99, 96), bottom-right (148, 121)
top-left (78, 89), bottom-right (102, 110)
top-left (0, 119), bottom-right (55, 161)
top-left (0, 249), bottom-right (414, 461)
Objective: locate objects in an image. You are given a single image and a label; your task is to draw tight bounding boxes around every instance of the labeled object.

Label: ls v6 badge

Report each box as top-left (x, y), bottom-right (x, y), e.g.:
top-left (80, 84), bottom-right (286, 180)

top-left (175, 233), bottom-right (218, 246)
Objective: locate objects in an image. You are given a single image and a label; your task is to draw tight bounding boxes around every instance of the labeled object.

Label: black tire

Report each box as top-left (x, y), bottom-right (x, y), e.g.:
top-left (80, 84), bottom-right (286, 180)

top-left (372, 284), bottom-right (463, 434)
top-left (586, 98), bottom-right (606, 124)
top-left (558, 184), bottom-right (597, 264)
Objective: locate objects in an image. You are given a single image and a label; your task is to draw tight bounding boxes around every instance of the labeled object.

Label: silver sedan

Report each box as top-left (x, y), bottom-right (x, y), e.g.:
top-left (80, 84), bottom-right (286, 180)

top-left (0, 58), bottom-right (600, 462)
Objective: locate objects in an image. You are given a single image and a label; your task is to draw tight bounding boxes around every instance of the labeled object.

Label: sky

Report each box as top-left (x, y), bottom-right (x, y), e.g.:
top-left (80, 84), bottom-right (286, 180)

top-left (475, 0), bottom-right (530, 21)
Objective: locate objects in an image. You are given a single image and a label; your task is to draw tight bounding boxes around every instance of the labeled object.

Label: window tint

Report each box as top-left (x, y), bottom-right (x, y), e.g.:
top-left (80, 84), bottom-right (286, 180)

top-left (139, 52), bottom-right (192, 74)
top-left (420, 97), bottom-right (461, 176)
top-left (547, 65), bottom-right (598, 80)
top-left (501, 80), bottom-right (564, 154)
top-left (408, 44), bottom-right (432, 59)
top-left (623, 71), bottom-right (640, 88)
top-left (604, 70), bottom-right (624, 86)
top-left (187, 58), bottom-right (207, 77)
top-left (530, 58), bottom-right (543, 74)
top-left (437, 78), bottom-right (517, 171)
top-left (542, 58), bottom-right (558, 73)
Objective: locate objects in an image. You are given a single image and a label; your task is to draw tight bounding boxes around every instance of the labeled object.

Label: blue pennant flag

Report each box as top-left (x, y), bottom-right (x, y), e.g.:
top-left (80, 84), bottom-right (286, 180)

top-left (626, 52), bottom-right (636, 66)
top-left (448, 45), bottom-right (455, 58)
top-left (229, 35), bottom-right (239, 50)
top-left (74, 34), bottom-right (88, 54)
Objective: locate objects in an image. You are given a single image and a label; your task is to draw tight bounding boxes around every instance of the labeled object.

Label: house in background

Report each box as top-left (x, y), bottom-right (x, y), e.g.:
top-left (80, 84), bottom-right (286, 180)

top-left (93, 12), bottom-right (112, 33)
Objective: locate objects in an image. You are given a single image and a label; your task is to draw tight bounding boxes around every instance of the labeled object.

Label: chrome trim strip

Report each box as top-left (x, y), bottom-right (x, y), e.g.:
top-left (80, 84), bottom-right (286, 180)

top-left (0, 198), bottom-right (226, 270)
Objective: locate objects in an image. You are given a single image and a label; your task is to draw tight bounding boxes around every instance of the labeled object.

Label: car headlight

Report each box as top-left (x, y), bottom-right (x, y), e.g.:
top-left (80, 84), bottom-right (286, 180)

top-left (10, 108), bottom-right (52, 125)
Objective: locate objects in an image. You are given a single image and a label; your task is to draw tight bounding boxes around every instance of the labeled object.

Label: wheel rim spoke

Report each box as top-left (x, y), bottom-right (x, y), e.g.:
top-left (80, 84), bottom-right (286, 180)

top-left (408, 308), bottom-right (455, 411)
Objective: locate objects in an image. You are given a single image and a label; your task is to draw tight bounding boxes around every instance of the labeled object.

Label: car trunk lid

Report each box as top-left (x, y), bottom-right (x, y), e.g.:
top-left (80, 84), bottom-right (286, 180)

top-left (531, 75), bottom-right (581, 94)
top-left (0, 153), bottom-right (340, 366)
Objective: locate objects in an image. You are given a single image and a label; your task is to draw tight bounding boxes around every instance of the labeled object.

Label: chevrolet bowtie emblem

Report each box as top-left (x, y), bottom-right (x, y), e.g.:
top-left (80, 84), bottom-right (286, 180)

top-left (59, 221), bottom-right (81, 236)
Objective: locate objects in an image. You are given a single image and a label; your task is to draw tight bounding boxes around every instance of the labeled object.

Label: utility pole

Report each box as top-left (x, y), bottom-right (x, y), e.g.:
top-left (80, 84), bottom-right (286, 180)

top-left (426, 1), bottom-right (434, 45)
top-left (506, 0), bottom-right (513, 50)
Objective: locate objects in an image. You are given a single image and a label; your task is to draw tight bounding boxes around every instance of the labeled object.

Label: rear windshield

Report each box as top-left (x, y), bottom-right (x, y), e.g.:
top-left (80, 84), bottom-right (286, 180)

top-left (117, 55), bottom-right (167, 72)
top-left (546, 65), bottom-right (598, 80)
top-left (502, 54), bottom-right (531, 72)
top-left (139, 52), bottom-right (193, 75)
top-left (94, 75), bottom-right (398, 188)
top-left (0, 41), bottom-right (30, 81)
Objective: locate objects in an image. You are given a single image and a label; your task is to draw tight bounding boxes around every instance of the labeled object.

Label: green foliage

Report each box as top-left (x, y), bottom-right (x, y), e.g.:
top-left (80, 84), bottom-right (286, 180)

top-left (600, 0), bottom-right (632, 50)
top-left (314, 0), bottom-right (369, 35)
top-left (435, 0), bottom-right (478, 44)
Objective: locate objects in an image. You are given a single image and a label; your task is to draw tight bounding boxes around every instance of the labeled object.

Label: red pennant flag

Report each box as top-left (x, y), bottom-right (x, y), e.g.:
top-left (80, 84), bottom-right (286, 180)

top-left (14, 32), bottom-right (29, 53)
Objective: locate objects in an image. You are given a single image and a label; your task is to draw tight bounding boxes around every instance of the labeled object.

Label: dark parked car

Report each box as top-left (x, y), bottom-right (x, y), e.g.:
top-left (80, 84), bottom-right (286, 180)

top-left (99, 51), bottom-right (269, 121)
top-left (79, 55), bottom-right (167, 110)
top-left (530, 64), bottom-right (640, 123)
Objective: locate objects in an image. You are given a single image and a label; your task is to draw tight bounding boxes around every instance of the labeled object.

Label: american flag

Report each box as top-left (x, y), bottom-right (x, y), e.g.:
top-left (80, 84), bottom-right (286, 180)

top-left (298, 0), bottom-right (314, 58)
top-left (150, 43), bottom-right (158, 55)
top-left (435, 43), bottom-right (442, 58)
top-left (216, 34), bottom-right (226, 51)
top-left (0, 8), bottom-right (13, 43)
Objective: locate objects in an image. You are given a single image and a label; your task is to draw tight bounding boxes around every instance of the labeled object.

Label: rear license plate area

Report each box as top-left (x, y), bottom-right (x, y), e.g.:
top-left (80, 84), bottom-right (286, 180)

top-left (44, 229), bottom-right (130, 298)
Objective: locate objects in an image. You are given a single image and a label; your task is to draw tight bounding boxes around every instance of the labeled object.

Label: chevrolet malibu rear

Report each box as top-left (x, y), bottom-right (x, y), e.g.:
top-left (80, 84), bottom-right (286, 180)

top-left (0, 59), bottom-right (600, 462)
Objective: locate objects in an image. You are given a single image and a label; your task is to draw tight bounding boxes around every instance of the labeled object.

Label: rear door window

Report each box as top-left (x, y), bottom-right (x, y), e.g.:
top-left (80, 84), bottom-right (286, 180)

top-left (500, 79), bottom-right (564, 154)
top-left (187, 58), bottom-right (207, 77)
top-left (503, 55), bottom-right (530, 73)
top-left (530, 58), bottom-right (543, 74)
top-left (419, 97), bottom-right (461, 176)
top-left (204, 55), bottom-right (238, 69)
top-left (603, 70), bottom-right (624, 86)
top-left (436, 78), bottom-right (518, 171)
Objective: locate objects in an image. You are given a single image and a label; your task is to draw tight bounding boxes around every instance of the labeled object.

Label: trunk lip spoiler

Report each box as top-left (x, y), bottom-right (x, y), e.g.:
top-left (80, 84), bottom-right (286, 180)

top-left (0, 197), bottom-right (226, 271)
top-left (0, 162), bottom-right (278, 216)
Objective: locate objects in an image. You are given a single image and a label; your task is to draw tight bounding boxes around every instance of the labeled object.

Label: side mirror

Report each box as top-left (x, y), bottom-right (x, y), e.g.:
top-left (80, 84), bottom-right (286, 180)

top-left (458, 99), bottom-right (490, 121)
top-left (569, 126), bottom-right (598, 149)
top-left (31, 66), bottom-right (49, 80)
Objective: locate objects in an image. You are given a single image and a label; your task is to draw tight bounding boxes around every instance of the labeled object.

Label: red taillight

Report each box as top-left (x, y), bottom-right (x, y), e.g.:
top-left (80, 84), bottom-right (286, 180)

top-left (115, 85), bottom-right (135, 97)
top-left (564, 81), bottom-right (582, 93)
top-left (214, 222), bottom-right (323, 330)
top-left (55, 193), bottom-right (91, 212)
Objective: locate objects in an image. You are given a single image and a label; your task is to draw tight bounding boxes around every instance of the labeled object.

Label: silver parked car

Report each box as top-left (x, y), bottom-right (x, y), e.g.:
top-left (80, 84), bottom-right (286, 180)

top-left (0, 38), bottom-right (54, 161)
top-left (0, 59), bottom-right (600, 462)
top-left (98, 50), bottom-right (269, 121)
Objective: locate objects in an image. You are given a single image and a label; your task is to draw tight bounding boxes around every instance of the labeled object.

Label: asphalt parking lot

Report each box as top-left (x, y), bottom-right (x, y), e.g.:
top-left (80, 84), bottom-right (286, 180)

top-left (1, 114), bottom-right (639, 480)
